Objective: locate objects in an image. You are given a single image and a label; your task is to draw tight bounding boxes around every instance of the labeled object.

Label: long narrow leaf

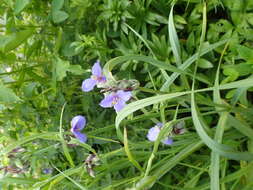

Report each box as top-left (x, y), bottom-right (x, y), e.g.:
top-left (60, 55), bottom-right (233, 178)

top-left (191, 94), bottom-right (253, 161)
top-left (169, 5), bottom-right (181, 65)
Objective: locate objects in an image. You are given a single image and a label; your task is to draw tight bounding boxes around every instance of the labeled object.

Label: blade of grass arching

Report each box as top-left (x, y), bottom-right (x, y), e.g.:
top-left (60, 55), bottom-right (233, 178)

top-left (160, 39), bottom-right (228, 91)
top-left (190, 0), bottom-right (253, 161)
top-left (210, 42), bottom-right (229, 190)
top-left (191, 95), bottom-right (253, 161)
top-left (52, 165), bottom-right (88, 190)
top-left (168, 4), bottom-right (181, 65)
top-left (103, 54), bottom-right (187, 81)
top-left (59, 102), bottom-right (75, 167)
top-left (168, 5), bottom-right (190, 89)
top-left (123, 127), bottom-right (143, 172)
top-left (124, 23), bottom-right (170, 81)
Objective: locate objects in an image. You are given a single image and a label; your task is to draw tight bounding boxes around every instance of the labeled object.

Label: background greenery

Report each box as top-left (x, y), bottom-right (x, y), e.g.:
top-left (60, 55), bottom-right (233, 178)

top-left (1, 0), bottom-right (253, 189)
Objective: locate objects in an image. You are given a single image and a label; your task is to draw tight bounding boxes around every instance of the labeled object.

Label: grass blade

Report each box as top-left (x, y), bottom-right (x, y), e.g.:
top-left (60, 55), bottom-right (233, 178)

top-left (59, 102), bottom-right (75, 167)
top-left (191, 94), bottom-right (253, 161)
top-left (168, 4), bottom-right (181, 66)
top-left (123, 127), bottom-right (143, 172)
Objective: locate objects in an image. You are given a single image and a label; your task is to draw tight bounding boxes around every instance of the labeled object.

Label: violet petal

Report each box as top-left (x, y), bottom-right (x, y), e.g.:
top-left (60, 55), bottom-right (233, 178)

top-left (114, 99), bottom-right (126, 112)
top-left (73, 131), bottom-right (87, 143)
top-left (99, 93), bottom-right (114, 108)
top-left (71, 115), bottom-right (86, 132)
top-left (116, 90), bottom-right (132, 101)
top-left (82, 78), bottom-right (96, 92)
top-left (92, 61), bottom-right (102, 76)
top-left (162, 137), bottom-right (173, 145)
top-left (147, 126), bottom-right (160, 142)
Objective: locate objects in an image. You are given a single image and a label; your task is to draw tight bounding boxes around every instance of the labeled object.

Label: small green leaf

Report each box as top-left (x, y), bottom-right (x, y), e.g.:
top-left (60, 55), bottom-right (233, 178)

top-left (68, 65), bottom-right (85, 75)
top-left (168, 5), bottom-right (181, 65)
top-left (52, 0), bottom-right (64, 11)
top-left (123, 127), bottom-right (143, 172)
top-left (174, 15), bottom-right (187, 24)
top-left (14, 0), bottom-right (29, 14)
top-left (198, 58), bottom-right (213, 69)
top-left (52, 10), bottom-right (69, 23)
top-left (237, 45), bottom-right (253, 62)
top-left (222, 68), bottom-right (239, 83)
top-left (0, 29), bottom-right (34, 52)
top-left (54, 57), bottom-right (70, 81)
top-left (0, 84), bottom-right (20, 104)
top-left (0, 36), bottom-right (14, 51)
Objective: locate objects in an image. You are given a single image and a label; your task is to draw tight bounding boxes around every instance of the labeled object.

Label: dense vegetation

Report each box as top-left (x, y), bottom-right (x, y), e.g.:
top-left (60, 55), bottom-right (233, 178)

top-left (1, 0), bottom-right (253, 189)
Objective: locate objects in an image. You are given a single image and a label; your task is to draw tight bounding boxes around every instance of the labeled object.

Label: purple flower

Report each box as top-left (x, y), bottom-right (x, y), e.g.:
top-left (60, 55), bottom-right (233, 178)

top-left (42, 168), bottom-right (53, 174)
top-left (82, 61), bottom-right (106, 92)
top-left (147, 123), bottom-right (173, 145)
top-left (71, 115), bottom-right (87, 143)
top-left (99, 90), bottom-right (132, 112)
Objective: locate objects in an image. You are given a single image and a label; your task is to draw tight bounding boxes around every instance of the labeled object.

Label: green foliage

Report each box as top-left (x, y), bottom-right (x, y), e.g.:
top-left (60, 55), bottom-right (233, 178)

top-left (0, 84), bottom-right (20, 103)
top-left (1, 0), bottom-right (253, 189)
top-left (0, 29), bottom-right (34, 52)
top-left (14, 0), bottom-right (30, 14)
top-left (51, 0), bottom-right (69, 23)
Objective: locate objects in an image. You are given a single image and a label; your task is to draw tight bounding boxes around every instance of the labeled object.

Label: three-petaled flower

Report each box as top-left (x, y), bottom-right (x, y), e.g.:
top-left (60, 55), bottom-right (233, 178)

top-left (82, 61), bottom-right (106, 92)
top-left (147, 123), bottom-right (173, 145)
top-left (71, 115), bottom-right (87, 143)
top-left (99, 90), bottom-right (132, 112)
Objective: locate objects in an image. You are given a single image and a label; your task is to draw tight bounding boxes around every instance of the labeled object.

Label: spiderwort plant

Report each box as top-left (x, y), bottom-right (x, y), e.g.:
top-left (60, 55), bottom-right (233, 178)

top-left (99, 90), bottom-right (132, 112)
top-left (147, 123), bottom-right (173, 145)
top-left (71, 115), bottom-right (87, 143)
top-left (82, 61), bottom-right (106, 92)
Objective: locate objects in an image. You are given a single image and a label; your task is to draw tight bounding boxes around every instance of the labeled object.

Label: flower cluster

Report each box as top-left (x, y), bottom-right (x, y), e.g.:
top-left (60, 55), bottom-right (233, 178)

top-left (71, 60), bottom-right (136, 143)
top-left (82, 61), bottom-right (106, 92)
top-left (82, 60), bottom-right (132, 112)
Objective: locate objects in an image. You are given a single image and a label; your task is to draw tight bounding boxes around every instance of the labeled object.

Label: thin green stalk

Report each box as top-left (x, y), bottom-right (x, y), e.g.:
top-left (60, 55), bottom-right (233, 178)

top-left (59, 102), bottom-right (75, 167)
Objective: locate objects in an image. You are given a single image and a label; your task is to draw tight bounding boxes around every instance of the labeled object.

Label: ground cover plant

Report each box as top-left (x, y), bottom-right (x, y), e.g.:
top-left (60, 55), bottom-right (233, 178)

top-left (1, 0), bottom-right (253, 189)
